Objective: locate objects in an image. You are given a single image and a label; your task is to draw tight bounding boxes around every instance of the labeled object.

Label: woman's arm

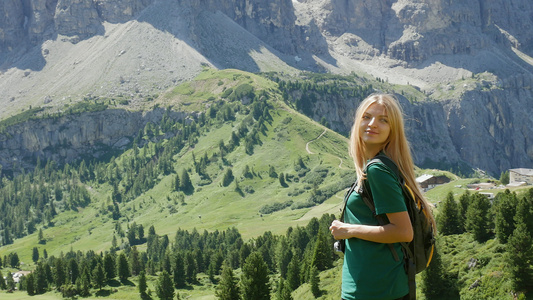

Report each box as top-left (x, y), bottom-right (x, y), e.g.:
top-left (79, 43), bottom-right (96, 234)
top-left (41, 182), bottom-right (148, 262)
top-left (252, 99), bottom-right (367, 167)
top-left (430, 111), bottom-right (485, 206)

top-left (329, 211), bottom-right (413, 244)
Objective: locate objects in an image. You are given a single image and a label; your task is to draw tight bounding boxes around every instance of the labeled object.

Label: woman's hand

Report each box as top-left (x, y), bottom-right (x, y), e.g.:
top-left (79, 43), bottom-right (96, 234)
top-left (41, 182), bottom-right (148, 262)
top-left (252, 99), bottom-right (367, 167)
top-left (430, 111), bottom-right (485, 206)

top-left (329, 220), bottom-right (353, 240)
top-left (329, 211), bottom-right (413, 244)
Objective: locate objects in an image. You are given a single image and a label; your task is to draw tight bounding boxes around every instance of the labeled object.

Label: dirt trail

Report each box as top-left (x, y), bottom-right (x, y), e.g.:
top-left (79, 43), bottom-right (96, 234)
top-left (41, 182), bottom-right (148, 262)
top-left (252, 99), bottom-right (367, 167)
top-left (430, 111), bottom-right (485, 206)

top-left (305, 128), bottom-right (327, 154)
top-left (305, 128), bottom-right (349, 170)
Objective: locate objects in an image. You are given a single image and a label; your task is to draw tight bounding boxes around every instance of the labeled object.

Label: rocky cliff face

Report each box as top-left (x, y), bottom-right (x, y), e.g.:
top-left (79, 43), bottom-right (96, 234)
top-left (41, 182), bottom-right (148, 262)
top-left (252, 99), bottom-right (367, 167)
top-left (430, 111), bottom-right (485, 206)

top-left (3, 0), bottom-right (533, 65)
top-left (308, 76), bottom-right (533, 176)
top-left (444, 74), bottom-right (533, 175)
top-left (1, 0), bottom-right (533, 175)
top-left (0, 108), bottom-right (188, 171)
top-left (313, 0), bottom-right (533, 65)
top-left (0, 0), bottom-right (153, 48)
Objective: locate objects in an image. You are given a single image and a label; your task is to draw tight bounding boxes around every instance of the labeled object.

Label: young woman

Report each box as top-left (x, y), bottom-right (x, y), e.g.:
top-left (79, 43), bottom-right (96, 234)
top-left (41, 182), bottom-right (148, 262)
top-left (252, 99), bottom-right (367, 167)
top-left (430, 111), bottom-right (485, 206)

top-left (329, 93), bottom-right (435, 300)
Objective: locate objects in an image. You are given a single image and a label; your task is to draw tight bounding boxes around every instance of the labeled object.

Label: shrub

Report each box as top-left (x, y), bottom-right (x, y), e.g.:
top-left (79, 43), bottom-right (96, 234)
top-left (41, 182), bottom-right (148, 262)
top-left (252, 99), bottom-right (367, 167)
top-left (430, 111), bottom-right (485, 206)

top-left (259, 201), bottom-right (293, 215)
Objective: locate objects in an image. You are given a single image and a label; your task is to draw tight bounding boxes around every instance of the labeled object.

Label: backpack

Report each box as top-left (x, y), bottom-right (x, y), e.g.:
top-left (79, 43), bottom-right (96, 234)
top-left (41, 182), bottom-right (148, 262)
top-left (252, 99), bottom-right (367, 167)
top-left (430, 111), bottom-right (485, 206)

top-left (360, 154), bottom-right (436, 299)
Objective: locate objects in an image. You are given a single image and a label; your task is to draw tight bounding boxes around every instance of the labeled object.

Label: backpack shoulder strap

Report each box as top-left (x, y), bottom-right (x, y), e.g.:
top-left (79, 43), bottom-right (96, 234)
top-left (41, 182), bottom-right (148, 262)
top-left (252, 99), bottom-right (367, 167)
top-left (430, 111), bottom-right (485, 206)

top-left (340, 181), bottom-right (357, 222)
top-left (373, 154), bottom-right (402, 183)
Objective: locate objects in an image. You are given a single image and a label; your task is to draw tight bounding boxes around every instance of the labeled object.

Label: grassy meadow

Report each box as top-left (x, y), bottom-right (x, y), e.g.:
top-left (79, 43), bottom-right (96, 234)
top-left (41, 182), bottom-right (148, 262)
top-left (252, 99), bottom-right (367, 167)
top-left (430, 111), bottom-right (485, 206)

top-left (0, 69), bottom-right (356, 299)
top-left (1, 69), bottom-right (532, 300)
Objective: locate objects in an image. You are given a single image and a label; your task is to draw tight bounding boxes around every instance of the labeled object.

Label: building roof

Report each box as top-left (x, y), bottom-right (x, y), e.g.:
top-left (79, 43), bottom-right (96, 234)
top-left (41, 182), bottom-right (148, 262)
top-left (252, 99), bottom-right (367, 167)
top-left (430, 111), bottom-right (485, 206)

top-left (510, 168), bottom-right (533, 176)
top-left (507, 182), bottom-right (528, 187)
top-left (416, 174), bottom-right (434, 183)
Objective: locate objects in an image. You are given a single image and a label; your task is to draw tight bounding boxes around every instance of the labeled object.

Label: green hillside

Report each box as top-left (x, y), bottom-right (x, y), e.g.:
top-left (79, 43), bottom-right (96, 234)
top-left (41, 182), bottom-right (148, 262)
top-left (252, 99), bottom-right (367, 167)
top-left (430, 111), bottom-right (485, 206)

top-left (0, 69), bottom-right (355, 299)
top-left (1, 69), bottom-right (532, 300)
top-left (0, 69), bottom-right (353, 253)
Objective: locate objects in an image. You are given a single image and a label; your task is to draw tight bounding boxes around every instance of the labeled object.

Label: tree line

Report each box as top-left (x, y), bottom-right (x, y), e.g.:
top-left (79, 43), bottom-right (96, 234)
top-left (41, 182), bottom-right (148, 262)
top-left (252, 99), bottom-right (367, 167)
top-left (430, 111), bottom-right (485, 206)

top-left (0, 214), bottom-right (338, 299)
top-left (266, 73), bottom-right (373, 123)
top-left (427, 188), bottom-right (533, 298)
top-left (0, 91), bottom-right (273, 247)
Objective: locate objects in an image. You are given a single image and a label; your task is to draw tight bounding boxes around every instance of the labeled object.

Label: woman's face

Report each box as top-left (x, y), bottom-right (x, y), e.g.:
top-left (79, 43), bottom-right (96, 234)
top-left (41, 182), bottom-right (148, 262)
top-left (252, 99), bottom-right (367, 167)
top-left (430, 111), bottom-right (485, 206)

top-left (360, 103), bottom-right (391, 152)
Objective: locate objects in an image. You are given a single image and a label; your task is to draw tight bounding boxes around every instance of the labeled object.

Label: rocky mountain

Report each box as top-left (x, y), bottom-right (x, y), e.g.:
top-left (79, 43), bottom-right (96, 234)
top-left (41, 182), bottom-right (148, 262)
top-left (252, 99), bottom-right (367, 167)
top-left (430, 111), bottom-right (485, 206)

top-left (1, 0), bottom-right (533, 176)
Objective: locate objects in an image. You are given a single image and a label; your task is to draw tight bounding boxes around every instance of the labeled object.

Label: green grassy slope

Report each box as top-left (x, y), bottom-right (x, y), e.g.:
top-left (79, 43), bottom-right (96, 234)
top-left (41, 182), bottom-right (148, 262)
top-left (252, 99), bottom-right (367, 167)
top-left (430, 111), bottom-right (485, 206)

top-left (2, 69), bottom-right (532, 300)
top-left (0, 68), bottom-right (353, 267)
top-left (0, 69), bottom-right (356, 299)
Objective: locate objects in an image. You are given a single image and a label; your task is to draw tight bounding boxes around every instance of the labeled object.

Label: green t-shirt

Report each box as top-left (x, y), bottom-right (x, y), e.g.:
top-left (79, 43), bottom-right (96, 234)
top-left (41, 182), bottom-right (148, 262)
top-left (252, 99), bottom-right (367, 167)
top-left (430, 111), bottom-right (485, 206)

top-left (341, 161), bottom-right (409, 300)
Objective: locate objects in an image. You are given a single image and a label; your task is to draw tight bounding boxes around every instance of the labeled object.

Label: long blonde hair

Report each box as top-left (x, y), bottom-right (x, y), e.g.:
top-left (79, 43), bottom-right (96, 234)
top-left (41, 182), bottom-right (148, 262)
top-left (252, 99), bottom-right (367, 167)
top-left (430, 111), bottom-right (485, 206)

top-left (349, 93), bottom-right (436, 228)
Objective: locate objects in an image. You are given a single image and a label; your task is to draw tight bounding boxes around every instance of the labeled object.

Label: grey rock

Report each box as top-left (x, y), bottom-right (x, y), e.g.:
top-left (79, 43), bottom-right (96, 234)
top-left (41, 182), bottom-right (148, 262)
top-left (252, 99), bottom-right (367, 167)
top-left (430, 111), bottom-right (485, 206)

top-left (0, 0), bottom-right (532, 175)
top-left (0, 108), bottom-right (188, 170)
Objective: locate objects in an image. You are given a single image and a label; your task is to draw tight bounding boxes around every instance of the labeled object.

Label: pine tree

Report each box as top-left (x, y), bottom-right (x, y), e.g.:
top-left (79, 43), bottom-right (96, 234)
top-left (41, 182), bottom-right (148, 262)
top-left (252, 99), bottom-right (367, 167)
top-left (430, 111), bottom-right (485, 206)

top-left (244, 136), bottom-right (254, 155)
top-left (286, 255), bottom-right (300, 291)
top-left (43, 262), bottom-right (53, 289)
top-left (269, 166), bottom-right (277, 178)
top-left (234, 179), bottom-right (243, 196)
top-left (137, 224), bottom-right (145, 242)
top-left (38, 228), bottom-right (44, 244)
top-left (112, 183), bottom-right (122, 203)
top-left (68, 258), bottom-right (79, 285)
top-left (275, 237), bottom-right (292, 279)
top-left (3, 226), bottom-right (12, 245)
top-left (185, 251), bottom-right (197, 283)
top-left (295, 156), bottom-right (306, 170)
top-left (465, 193), bottom-right (492, 242)
top-left (104, 253), bottom-right (116, 280)
top-left (26, 273), bottom-right (35, 295)
top-left (6, 271), bottom-right (15, 290)
top-left (278, 173), bottom-right (287, 187)
top-left (457, 191), bottom-right (471, 232)
top-left (227, 132), bottom-right (237, 149)
top-left (173, 173), bottom-right (180, 192)
top-left (112, 202), bottom-right (121, 220)
top-left (310, 229), bottom-right (332, 271)
top-left (34, 263), bottom-right (48, 294)
top-left (92, 262), bottom-right (106, 290)
top-left (494, 190), bottom-right (517, 243)
top-left (276, 278), bottom-right (293, 300)
top-left (222, 168), bottom-right (234, 187)
top-left (180, 169), bottom-right (194, 194)
top-left (111, 235), bottom-right (118, 251)
top-left (500, 170), bottom-right (510, 185)
top-left (173, 252), bottom-right (186, 288)
top-left (215, 264), bottom-right (240, 300)
top-left (32, 247), bottom-right (39, 263)
top-left (78, 269), bottom-right (91, 297)
top-left (129, 246), bottom-right (142, 276)
top-left (53, 258), bottom-right (66, 288)
top-left (8, 252), bottom-right (19, 268)
top-left (310, 265), bottom-right (320, 298)
top-left (507, 223), bottom-right (533, 291)
top-left (515, 191), bottom-right (533, 235)
top-left (127, 222), bottom-right (138, 246)
top-left (156, 270), bottom-right (175, 300)
top-left (0, 270), bottom-right (7, 290)
top-left (421, 239), bottom-right (450, 298)
top-left (138, 271), bottom-right (148, 298)
top-left (163, 253), bottom-right (172, 274)
top-left (436, 192), bottom-right (461, 235)
top-left (117, 253), bottom-right (130, 282)
top-left (241, 252), bottom-right (270, 300)
top-left (243, 164), bottom-right (253, 179)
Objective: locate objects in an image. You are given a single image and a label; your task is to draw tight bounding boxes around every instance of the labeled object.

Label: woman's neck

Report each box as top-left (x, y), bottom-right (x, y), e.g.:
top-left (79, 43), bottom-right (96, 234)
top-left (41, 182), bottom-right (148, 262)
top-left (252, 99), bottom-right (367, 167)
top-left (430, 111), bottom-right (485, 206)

top-left (364, 147), bottom-right (382, 161)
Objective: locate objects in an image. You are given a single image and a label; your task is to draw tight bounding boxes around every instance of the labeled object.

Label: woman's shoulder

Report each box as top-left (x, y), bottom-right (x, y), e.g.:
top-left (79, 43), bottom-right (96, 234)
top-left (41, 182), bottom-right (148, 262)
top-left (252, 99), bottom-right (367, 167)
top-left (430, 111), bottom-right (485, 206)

top-left (365, 158), bottom-right (399, 181)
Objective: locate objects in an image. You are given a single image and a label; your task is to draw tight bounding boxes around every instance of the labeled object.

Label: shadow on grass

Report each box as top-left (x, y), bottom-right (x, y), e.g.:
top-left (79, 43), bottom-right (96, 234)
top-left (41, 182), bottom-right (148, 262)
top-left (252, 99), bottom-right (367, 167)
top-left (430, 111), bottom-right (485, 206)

top-left (176, 284), bottom-right (194, 291)
top-left (107, 279), bottom-right (121, 287)
top-left (95, 289), bottom-right (113, 297)
top-left (120, 279), bottom-right (136, 286)
top-left (141, 292), bottom-right (153, 300)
